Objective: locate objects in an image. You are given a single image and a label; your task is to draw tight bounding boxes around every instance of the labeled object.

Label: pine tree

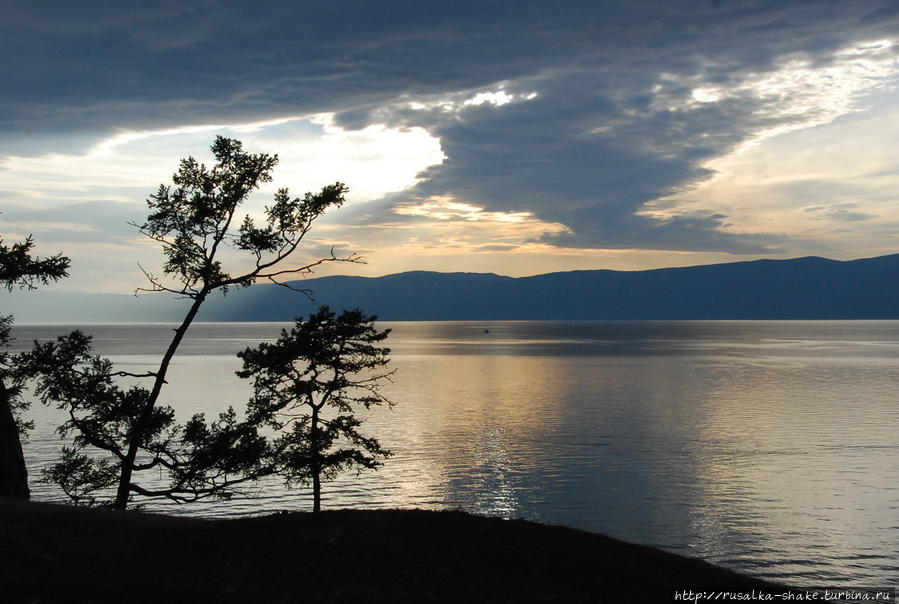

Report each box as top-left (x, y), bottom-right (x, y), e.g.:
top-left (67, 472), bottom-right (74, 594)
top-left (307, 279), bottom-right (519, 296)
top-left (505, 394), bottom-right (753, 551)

top-left (238, 307), bottom-right (393, 512)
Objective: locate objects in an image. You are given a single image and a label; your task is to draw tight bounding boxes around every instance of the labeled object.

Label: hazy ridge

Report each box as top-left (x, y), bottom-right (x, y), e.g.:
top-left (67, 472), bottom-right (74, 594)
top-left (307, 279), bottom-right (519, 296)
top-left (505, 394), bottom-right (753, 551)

top-left (6, 254), bottom-right (899, 322)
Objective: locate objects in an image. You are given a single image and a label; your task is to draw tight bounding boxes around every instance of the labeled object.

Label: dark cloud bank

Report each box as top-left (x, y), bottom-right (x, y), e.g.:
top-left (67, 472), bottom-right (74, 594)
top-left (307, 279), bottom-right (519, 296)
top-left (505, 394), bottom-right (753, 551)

top-left (2, 0), bottom-right (897, 254)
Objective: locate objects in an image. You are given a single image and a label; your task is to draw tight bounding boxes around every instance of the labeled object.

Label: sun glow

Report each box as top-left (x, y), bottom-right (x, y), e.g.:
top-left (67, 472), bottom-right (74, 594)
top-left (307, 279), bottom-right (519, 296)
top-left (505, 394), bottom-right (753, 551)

top-left (394, 197), bottom-right (540, 223)
top-left (1, 114), bottom-right (445, 206)
top-left (404, 85), bottom-right (538, 113)
top-left (638, 37), bottom-right (899, 258)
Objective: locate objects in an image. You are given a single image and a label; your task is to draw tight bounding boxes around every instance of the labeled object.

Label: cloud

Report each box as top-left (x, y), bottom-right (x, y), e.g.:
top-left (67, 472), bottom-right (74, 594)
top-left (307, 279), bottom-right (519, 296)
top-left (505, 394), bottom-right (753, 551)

top-left (0, 115), bottom-right (442, 207)
top-left (328, 31), bottom-right (896, 253)
top-left (802, 203), bottom-right (876, 222)
top-left (0, 117), bottom-right (444, 291)
top-left (4, 2), bottom-right (895, 137)
top-left (394, 198), bottom-right (552, 225)
top-left (2, 0), bottom-right (899, 276)
top-left (646, 93), bottom-right (899, 258)
top-left (0, 201), bottom-right (143, 244)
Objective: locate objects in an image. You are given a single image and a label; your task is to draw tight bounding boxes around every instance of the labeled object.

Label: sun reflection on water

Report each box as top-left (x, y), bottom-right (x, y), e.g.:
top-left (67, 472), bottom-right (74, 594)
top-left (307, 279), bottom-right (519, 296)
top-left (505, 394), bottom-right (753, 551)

top-left (14, 320), bottom-right (899, 587)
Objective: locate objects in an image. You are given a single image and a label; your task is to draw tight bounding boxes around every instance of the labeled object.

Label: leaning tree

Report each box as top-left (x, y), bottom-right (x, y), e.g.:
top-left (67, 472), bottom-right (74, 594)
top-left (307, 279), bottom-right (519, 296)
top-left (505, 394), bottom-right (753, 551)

top-left (24, 136), bottom-right (357, 508)
top-left (237, 306), bottom-right (394, 513)
top-left (0, 234), bottom-right (69, 499)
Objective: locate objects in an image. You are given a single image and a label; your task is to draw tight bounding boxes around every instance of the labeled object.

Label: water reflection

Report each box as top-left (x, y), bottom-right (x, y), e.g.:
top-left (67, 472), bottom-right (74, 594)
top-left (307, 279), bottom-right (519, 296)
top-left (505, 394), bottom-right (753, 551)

top-left (12, 321), bottom-right (899, 587)
top-left (692, 359), bottom-right (899, 583)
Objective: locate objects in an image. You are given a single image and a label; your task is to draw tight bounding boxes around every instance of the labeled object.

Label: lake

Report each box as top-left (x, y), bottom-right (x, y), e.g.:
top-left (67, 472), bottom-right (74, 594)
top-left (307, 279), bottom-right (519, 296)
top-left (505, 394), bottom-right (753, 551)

top-left (10, 320), bottom-right (899, 589)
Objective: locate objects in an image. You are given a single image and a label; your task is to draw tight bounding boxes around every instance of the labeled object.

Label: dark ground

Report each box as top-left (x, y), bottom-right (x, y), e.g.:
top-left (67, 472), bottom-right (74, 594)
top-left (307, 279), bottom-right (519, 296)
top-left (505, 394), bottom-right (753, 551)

top-left (1, 500), bottom-right (788, 603)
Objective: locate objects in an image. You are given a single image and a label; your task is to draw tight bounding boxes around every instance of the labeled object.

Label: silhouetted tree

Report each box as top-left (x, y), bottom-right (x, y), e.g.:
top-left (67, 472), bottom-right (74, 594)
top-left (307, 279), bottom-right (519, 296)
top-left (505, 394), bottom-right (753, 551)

top-left (0, 234), bottom-right (69, 499)
top-left (23, 137), bottom-right (356, 508)
top-left (20, 331), bottom-right (271, 504)
top-left (237, 307), bottom-right (393, 513)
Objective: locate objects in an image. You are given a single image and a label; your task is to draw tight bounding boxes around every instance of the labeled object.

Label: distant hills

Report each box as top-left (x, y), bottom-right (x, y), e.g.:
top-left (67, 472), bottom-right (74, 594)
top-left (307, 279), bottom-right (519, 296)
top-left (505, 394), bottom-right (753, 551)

top-left (6, 254), bottom-right (899, 322)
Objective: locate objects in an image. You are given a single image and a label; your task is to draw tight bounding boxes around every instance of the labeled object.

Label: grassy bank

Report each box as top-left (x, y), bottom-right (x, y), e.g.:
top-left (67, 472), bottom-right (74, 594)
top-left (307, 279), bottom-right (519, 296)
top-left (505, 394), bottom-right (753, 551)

top-left (1, 500), bottom-right (784, 602)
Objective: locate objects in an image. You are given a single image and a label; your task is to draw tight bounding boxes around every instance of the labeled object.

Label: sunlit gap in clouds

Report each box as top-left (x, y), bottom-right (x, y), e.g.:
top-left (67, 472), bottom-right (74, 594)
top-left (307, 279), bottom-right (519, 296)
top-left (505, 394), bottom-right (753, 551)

top-left (388, 196), bottom-right (570, 257)
top-left (716, 38), bottom-right (895, 146)
top-left (2, 114), bottom-right (444, 207)
top-left (639, 38), bottom-right (899, 259)
top-left (337, 194), bottom-right (729, 279)
top-left (403, 84), bottom-right (538, 113)
top-left (651, 38), bottom-right (897, 147)
top-left (395, 197), bottom-right (553, 225)
top-left (0, 114), bottom-right (445, 292)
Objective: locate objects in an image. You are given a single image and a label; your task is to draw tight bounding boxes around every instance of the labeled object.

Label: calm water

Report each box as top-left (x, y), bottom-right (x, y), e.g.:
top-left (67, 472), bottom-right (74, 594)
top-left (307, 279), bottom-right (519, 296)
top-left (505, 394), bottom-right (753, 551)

top-left (10, 321), bottom-right (899, 588)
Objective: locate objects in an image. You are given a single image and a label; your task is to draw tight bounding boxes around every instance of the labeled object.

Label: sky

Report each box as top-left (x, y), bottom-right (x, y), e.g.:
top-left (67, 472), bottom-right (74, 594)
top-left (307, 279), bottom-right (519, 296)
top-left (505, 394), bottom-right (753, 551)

top-left (1, 0), bottom-right (898, 293)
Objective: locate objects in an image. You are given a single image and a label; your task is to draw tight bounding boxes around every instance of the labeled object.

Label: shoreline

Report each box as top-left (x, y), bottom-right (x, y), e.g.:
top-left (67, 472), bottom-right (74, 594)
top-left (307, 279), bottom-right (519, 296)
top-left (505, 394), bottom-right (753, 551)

top-left (2, 499), bottom-right (788, 603)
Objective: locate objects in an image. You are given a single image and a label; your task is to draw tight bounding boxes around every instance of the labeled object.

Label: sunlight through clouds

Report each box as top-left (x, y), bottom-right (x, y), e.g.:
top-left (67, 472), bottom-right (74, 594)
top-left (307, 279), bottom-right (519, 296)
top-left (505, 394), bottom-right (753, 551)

top-left (644, 100), bottom-right (899, 259)
top-left (700, 38), bottom-right (895, 147)
top-left (639, 37), bottom-right (899, 259)
top-left (385, 196), bottom-right (572, 259)
top-left (650, 39), bottom-right (896, 135)
top-left (404, 85), bottom-right (539, 114)
top-left (4, 1), bottom-right (899, 291)
top-left (2, 115), bottom-right (444, 208)
top-left (394, 197), bottom-right (544, 224)
top-left (0, 115), bottom-right (445, 291)
top-left (355, 239), bottom-right (744, 279)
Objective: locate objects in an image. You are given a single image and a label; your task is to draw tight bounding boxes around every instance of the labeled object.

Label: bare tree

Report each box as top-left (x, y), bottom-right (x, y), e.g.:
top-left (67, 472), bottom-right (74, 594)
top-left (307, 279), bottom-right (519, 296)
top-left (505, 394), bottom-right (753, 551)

top-left (238, 307), bottom-right (393, 513)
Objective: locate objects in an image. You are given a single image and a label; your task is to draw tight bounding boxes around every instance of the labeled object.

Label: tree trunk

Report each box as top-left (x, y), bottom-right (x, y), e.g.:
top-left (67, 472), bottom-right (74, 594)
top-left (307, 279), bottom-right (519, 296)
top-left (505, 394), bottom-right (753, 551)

top-left (311, 406), bottom-right (321, 513)
top-left (312, 471), bottom-right (321, 513)
top-left (113, 291), bottom-right (208, 509)
top-left (0, 379), bottom-right (29, 499)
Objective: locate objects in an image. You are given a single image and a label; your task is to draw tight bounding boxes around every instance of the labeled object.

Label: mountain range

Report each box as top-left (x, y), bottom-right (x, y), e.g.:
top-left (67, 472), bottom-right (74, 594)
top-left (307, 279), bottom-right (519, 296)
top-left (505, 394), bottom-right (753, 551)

top-left (6, 254), bottom-right (899, 322)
